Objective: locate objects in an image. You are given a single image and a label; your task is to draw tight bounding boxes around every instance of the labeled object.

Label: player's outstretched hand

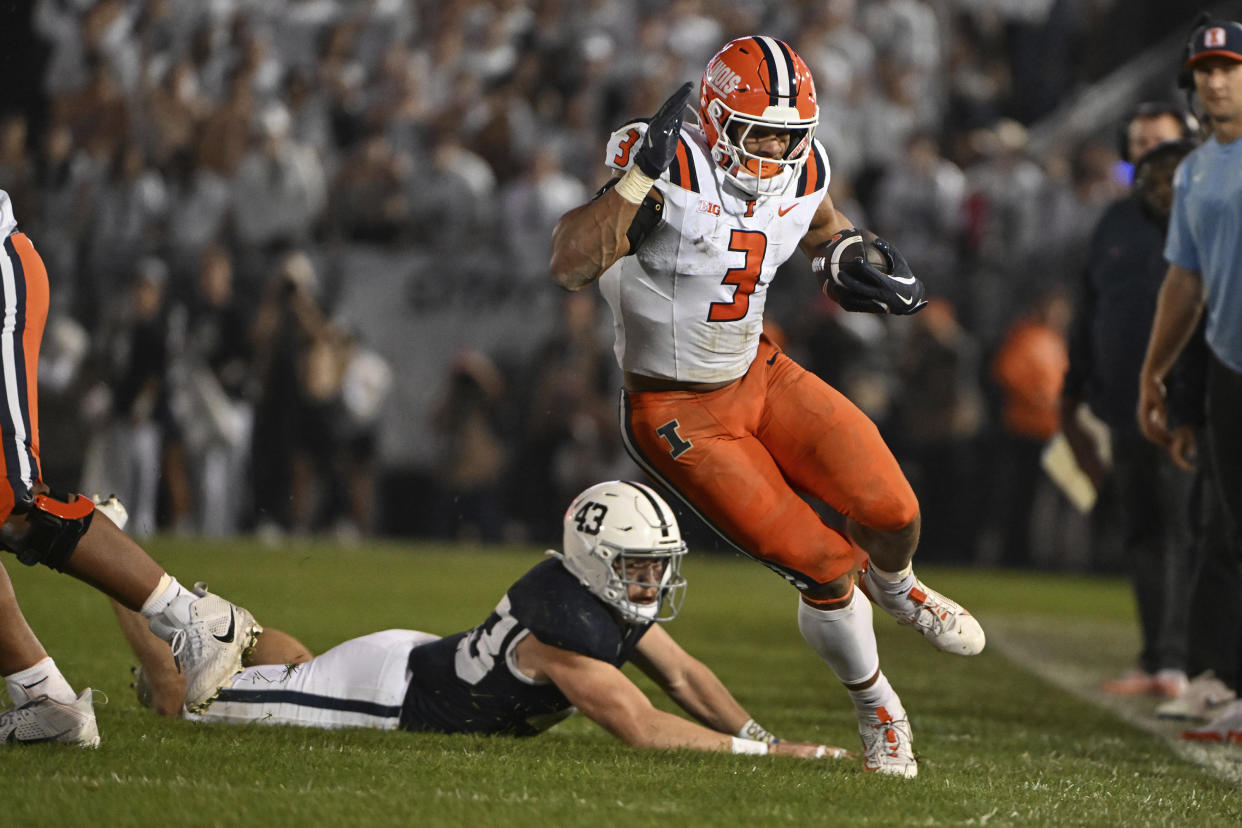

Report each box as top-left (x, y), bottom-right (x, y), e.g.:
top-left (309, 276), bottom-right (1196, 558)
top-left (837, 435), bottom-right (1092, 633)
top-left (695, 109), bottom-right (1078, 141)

top-left (635, 82), bottom-right (693, 178)
top-left (770, 740), bottom-right (852, 760)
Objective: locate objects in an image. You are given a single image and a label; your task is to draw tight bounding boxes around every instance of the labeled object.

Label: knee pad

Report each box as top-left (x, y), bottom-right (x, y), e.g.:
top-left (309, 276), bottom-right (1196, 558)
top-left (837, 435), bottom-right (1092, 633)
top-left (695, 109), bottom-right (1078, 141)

top-left (1, 491), bottom-right (95, 572)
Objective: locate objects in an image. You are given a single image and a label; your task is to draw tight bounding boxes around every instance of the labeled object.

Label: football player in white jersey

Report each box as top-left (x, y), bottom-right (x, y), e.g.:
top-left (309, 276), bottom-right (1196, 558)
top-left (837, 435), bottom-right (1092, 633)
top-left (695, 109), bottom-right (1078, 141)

top-left (118, 482), bottom-right (848, 761)
top-left (549, 36), bottom-right (986, 777)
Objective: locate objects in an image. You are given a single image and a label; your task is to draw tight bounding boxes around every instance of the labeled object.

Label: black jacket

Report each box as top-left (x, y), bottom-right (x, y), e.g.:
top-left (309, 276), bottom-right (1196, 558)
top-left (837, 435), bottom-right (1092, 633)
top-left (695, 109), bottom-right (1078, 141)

top-left (1064, 193), bottom-right (1205, 431)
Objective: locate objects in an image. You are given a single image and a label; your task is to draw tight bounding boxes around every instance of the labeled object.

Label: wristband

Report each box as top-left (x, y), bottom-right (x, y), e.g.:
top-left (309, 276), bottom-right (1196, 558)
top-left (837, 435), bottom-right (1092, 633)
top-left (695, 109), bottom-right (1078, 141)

top-left (614, 167), bottom-right (656, 205)
top-left (730, 737), bottom-right (770, 756)
top-left (735, 718), bottom-right (776, 743)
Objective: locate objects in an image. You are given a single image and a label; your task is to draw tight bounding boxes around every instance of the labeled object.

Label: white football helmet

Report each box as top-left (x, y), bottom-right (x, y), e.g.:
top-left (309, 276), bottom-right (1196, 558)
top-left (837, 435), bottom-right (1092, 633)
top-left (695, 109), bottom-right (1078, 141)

top-left (557, 481), bottom-right (688, 624)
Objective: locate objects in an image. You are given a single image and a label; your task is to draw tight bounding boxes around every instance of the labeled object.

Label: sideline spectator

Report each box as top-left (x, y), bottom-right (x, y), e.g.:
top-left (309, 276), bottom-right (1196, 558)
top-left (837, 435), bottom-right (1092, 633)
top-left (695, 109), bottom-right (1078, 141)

top-left (249, 250), bottom-right (348, 537)
top-left (989, 288), bottom-right (1071, 567)
top-left (1062, 115), bottom-right (1200, 699)
top-left (431, 349), bottom-right (508, 543)
top-left (871, 131), bottom-right (966, 306)
top-left (1139, 20), bottom-right (1242, 743)
top-left (80, 257), bottom-right (180, 537)
top-left (891, 299), bottom-right (986, 562)
top-left (513, 291), bottom-right (625, 543)
top-left (172, 246), bottom-right (254, 537)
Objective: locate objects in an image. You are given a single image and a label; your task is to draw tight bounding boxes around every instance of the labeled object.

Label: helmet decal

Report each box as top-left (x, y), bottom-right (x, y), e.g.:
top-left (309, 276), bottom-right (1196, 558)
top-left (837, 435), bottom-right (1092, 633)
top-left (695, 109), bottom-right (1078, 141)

top-left (752, 35), bottom-right (801, 107)
top-left (697, 35), bottom-right (819, 198)
top-left (558, 481), bottom-right (688, 624)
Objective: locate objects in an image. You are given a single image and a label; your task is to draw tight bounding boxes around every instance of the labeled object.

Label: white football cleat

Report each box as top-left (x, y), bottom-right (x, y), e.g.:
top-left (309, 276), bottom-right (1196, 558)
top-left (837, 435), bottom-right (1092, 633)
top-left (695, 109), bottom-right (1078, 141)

top-left (863, 567), bottom-right (985, 656)
top-left (858, 705), bottom-right (917, 778)
top-left (0, 689), bottom-right (100, 748)
top-left (1157, 671), bottom-right (1237, 721)
top-left (149, 583), bottom-right (261, 713)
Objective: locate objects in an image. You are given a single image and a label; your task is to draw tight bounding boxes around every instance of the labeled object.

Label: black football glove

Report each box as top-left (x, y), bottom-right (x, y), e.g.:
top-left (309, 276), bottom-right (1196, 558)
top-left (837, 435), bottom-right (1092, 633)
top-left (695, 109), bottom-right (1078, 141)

top-left (813, 229), bottom-right (928, 315)
top-left (634, 82), bottom-right (693, 178)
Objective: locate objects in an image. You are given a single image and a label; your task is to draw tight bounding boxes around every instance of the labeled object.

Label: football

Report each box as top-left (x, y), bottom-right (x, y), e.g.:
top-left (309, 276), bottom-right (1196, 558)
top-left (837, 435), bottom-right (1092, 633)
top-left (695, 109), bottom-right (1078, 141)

top-left (811, 228), bottom-right (891, 284)
top-left (843, 230), bottom-right (891, 273)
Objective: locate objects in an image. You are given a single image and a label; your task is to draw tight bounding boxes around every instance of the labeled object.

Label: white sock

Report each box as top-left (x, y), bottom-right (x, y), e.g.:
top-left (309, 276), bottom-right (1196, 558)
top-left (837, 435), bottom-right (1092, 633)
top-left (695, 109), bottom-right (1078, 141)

top-left (797, 586), bottom-right (880, 685)
top-left (5, 657), bottom-right (77, 706)
top-left (866, 562), bottom-right (915, 596)
top-left (140, 573), bottom-right (190, 619)
top-left (848, 671), bottom-right (904, 717)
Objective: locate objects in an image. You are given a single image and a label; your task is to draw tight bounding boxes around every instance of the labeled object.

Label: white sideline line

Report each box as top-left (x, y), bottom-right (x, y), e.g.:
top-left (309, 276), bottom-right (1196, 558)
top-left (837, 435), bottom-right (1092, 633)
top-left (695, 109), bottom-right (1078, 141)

top-left (987, 619), bottom-right (1242, 789)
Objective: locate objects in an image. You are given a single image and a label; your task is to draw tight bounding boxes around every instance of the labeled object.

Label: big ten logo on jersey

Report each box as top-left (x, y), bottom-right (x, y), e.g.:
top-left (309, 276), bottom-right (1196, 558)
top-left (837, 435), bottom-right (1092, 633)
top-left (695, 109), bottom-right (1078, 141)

top-left (706, 60), bottom-right (741, 96)
top-left (697, 200), bottom-right (721, 216)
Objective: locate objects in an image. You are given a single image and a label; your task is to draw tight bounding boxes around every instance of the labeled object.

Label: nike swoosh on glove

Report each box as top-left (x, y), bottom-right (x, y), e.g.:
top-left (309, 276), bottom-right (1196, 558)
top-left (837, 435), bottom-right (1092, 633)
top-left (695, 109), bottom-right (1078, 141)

top-left (813, 230), bottom-right (928, 315)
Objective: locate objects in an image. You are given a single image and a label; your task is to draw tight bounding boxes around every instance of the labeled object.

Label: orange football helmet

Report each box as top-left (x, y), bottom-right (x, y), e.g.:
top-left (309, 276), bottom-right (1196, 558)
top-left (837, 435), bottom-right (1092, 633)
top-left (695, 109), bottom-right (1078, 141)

top-left (698, 36), bottom-right (818, 197)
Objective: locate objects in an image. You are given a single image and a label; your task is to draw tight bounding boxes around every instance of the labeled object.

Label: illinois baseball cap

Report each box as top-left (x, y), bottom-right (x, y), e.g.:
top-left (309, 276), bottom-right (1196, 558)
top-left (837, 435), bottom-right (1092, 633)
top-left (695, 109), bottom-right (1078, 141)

top-left (1186, 20), bottom-right (1242, 68)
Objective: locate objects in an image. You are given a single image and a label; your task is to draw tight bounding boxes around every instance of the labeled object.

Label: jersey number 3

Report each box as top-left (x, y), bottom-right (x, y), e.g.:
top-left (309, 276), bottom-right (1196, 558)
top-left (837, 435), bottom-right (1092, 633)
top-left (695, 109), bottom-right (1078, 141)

top-left (708, 230), bottom-right (767, 322)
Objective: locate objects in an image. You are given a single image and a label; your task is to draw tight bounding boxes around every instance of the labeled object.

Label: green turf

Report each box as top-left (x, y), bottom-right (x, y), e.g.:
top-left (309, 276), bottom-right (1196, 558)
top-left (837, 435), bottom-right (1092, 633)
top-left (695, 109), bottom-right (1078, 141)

top-left (1, 540), bottom-right (1238, 827)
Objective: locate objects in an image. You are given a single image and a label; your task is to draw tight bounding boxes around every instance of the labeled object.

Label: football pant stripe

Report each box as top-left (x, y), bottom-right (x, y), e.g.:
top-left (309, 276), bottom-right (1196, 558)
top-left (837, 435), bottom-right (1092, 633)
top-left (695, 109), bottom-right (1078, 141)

top-left (0, 234), bottom-right (38, 500)
top-left (214, 687), bottom-right (403, 719)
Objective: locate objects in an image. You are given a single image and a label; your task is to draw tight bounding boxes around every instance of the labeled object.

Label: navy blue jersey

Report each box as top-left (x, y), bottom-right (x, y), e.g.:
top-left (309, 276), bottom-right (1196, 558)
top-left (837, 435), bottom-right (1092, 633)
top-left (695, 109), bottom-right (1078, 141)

top-left (399, 557), bottom-right (653, 736)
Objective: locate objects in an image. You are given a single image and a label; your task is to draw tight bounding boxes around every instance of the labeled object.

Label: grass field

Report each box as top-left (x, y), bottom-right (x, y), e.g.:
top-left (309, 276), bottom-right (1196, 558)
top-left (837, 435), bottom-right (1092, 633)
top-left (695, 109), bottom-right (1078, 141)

top-left (2, 538), bottom-right (1240, 827)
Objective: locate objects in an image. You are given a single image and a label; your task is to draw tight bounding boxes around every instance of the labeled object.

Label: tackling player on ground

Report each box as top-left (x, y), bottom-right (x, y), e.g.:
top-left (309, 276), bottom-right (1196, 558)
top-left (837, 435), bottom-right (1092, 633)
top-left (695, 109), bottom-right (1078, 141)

top-left (119, 481), bottom-right (848, 761)
top-left (549, 36), bottom-right (985, 777)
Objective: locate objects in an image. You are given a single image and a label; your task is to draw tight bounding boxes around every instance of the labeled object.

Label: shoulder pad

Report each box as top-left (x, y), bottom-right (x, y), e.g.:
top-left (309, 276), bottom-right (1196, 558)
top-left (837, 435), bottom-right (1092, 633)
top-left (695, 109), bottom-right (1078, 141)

top-left (604, 123), bottom-right (703, 194)
top-left (604, 121), bottom-right (650, 173)
top-left (507, 560), bottom-right (625, 659)
top-left (795, 139), bottom-right (830, 197)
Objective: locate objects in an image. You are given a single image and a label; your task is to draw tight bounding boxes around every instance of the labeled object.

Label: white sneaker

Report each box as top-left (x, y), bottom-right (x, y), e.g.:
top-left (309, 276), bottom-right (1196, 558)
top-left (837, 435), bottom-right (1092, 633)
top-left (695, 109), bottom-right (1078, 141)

top-left (0, 689), bottom-right (100, 748)
top-left (863, 567), bottom-right (986, 656)
top-left (1157, 670), bottom-right (1236, 721)
top-left (1181, 698), bottom-right (1242, 743)
top-left (858, 705), bottom-right (917, 777)
top-left (149, 583), bottom-right (261, 713)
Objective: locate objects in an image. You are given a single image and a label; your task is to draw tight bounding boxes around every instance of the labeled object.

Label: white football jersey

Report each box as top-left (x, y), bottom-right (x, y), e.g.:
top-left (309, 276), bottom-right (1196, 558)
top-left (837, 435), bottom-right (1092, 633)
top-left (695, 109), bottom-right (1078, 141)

top-left (0, 190), bottom-right (16, 238)
top-left (599, 123), bottom-right (830, 383)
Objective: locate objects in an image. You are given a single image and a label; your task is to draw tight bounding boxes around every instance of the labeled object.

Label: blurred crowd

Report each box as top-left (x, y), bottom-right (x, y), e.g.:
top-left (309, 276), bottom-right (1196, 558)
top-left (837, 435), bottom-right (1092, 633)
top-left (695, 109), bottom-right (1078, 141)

top-left (0, 0), bottom-right (1201, 565)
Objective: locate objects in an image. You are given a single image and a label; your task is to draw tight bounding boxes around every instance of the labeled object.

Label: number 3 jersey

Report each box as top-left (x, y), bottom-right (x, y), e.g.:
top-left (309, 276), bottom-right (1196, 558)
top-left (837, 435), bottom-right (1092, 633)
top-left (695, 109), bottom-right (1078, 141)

top-left (399, 558), bottom-right (651, 736)
top-left (600, 122), bottom-right (830, 384)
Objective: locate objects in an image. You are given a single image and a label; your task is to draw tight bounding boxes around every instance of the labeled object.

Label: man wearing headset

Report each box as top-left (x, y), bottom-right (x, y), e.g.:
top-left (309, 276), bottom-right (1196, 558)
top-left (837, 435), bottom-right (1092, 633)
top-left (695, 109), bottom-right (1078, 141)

top-left (1140, 17), bottom-right (1242, 742)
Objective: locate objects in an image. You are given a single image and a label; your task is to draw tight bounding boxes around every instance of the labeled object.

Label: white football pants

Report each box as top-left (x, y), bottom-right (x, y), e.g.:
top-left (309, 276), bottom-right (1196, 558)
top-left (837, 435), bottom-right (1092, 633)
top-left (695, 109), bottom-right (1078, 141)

top-left (188, 629), bottom-right (439, 730)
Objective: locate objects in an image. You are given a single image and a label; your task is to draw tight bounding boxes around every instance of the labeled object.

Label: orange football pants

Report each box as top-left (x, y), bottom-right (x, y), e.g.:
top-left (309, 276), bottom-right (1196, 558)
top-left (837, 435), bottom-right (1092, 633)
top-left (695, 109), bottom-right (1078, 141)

top-left (621, 336), bottom-right (917, 589)
top-left (0, 232), bottom-right (47, 524)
